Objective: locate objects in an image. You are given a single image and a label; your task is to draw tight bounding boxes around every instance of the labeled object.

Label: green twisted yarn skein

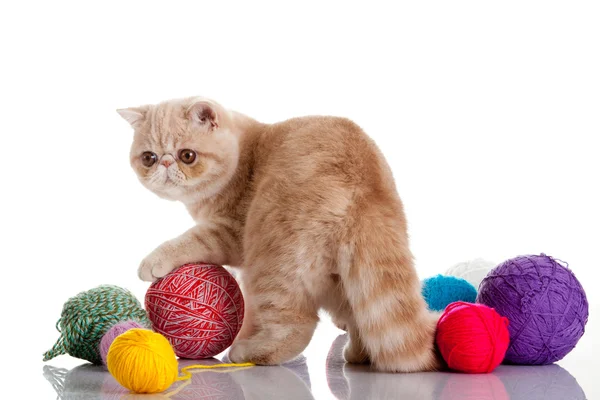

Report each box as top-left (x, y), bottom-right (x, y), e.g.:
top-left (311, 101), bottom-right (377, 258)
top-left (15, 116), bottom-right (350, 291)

top-left (43, 285), bottom-right (151, 365)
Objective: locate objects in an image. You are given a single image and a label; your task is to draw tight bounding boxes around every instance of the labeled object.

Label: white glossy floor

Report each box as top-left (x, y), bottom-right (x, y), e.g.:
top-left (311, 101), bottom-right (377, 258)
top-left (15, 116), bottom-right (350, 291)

top-left (38, 313), bottom-right (597, 400)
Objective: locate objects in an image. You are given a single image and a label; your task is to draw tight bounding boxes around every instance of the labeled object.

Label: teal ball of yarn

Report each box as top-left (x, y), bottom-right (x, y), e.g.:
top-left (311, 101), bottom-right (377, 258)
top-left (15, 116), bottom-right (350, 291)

top-left (43, 285), bottom-right (151, 365)
top-left (422, 275), bottom-right (477, 311)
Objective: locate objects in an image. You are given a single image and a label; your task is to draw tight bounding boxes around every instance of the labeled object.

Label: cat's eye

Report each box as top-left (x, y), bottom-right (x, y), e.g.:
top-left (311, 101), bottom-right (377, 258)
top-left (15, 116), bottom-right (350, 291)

top-left (179, 149), bottom-right (197, 164)
top-left (141, 151), bottom-right (157, 167)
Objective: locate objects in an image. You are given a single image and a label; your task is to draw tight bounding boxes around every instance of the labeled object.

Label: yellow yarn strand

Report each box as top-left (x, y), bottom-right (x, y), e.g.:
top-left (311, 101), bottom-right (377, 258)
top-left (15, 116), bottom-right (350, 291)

top-left (161, 362), bottom-right (254, 398)
top-left (162, 378), bottom-right (191, 399)
top-left (177, 362), bottom-right (256, 381)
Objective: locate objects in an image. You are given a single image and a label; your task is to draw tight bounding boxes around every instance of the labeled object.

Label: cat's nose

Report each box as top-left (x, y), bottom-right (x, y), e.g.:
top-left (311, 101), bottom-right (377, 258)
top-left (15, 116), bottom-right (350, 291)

top-left (160, 155), bottom-right (175, 168)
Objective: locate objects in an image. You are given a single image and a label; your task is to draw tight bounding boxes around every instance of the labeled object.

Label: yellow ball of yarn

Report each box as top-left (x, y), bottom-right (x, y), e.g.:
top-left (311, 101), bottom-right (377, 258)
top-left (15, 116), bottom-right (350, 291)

top-left (107, 328), bottom-right (178, 394)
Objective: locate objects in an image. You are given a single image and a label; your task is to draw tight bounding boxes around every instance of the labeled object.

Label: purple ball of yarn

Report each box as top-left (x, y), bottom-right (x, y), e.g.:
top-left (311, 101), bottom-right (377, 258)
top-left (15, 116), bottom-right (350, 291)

top-left (99, 320), bottom-right (144, 365)
top-left (477, 254), bottom-right (588, 365)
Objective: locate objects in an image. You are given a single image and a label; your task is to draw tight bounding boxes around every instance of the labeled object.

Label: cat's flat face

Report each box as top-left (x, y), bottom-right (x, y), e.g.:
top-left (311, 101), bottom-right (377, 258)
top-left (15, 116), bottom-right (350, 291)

top-left (119, 98), bottom-right (239, 202)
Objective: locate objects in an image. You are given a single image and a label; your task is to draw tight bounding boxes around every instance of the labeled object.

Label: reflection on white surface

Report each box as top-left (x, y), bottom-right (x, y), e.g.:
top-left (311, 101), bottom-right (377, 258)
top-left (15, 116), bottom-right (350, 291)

top-left (43, 356), bottom-right (313, 400)
top-left (43, 364), bottom-right (128, 400)
top-left (326, 334), bottom-right (447, 399)
top-left (493, 364), bottom-right (587, 400)
top-left (43, 334), bottom-right (586, 400)
top-left (326, 334), bottom-right (587, 400)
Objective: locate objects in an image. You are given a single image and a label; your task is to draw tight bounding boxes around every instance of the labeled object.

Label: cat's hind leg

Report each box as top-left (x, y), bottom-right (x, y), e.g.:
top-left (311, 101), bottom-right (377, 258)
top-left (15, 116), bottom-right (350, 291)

top-left (321, 277), bottom-right (370, 364)
top-left (338, 205), bottom-right (442, 372)
top-left (228, 254), bottom-right (319, 365)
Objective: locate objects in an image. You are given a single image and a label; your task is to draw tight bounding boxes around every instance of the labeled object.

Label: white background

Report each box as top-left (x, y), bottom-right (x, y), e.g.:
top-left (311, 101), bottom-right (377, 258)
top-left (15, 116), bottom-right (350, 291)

top-left (1, 1), bottom-right (598, 399)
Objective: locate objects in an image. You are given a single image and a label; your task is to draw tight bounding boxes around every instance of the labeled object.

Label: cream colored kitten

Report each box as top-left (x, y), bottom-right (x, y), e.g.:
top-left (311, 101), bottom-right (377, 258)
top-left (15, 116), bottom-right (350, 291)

top-left (118, 97), bottom-right (441, 372)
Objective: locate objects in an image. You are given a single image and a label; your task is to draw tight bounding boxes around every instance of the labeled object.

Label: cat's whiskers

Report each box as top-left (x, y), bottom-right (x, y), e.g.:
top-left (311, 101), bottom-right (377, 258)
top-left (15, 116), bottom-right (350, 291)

top-left (147, 168), bottom-right (167, 186)
top-left (167, 167), bottom-right (187, 186)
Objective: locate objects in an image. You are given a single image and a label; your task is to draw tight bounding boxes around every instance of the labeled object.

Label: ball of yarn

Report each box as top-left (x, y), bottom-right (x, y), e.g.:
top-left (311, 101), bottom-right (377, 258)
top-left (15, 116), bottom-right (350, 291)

top-left (146, 263), bottom-right (245, 359)
top-left (99, 320), bottom-right (144, 365)
top-left (477, 254), bottom-right (588, 365)
top-left (436, 302), bottom-right (510, 373)
top-left (107, 328), bottom-right (178, 394)
top-left (422, 275), bottom-right (477, 312)
top-left (445, 258), bottom-right (496, 290)
top-left (43, 285), bottom-right (151, 364)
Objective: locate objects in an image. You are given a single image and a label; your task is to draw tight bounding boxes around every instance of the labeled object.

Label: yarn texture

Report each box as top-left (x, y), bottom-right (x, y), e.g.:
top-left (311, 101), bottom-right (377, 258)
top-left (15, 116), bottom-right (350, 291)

top-left (43, 285), bottom-right (151, 364)
top-left (107, 328), bottom-right (178, 394)
top-left (436, 302), bottom-right (510, 373)
top-left (445, 258), bottom-right (496, 289)
top-left (422, 275), bottom-right (477, 311)
top-left (477, 254), bottom-right (588, 365)
top-left (100, 320), bottom-right (143, 365)
top-left (146, 263), bottom-right (245, 359)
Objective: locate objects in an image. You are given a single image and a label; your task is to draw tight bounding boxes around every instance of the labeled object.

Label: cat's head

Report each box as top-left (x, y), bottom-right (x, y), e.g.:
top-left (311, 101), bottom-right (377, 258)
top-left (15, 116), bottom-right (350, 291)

top-left (118, 97), bottom-right (239, 203)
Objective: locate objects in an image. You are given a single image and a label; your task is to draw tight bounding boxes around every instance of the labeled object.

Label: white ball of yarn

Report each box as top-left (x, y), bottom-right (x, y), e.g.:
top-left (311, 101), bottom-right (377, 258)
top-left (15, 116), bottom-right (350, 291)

top-left (445, 258), bottom-right (497, 290)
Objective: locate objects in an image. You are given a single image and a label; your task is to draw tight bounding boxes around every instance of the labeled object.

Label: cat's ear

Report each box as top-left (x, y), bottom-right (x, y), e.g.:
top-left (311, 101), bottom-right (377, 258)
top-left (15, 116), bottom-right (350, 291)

top-left (186, 101), bottom-right (219, 129)
top-left (116, 106), bottom-right (148, 128)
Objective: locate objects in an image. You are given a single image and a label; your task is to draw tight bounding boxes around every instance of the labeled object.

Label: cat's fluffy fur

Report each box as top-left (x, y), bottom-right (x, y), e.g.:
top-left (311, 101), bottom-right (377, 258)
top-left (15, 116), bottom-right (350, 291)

top-left (118, 97), bottom-right (441, 372)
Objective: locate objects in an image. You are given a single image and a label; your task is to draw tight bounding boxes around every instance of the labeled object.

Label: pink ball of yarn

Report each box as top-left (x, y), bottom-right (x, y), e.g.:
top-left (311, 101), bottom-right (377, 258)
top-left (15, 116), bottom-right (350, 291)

top-left (99, 320), bottom-right (144, 365)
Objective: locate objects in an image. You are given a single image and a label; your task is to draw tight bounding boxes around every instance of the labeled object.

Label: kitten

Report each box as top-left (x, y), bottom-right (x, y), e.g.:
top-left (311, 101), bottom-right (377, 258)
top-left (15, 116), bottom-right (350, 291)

top-left (118, 97), bottom-right (441, 372)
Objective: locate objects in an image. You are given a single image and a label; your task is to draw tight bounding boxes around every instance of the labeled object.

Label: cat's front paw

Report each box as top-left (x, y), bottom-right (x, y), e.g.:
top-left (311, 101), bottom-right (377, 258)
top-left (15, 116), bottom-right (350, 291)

top-left (228, 339), bottom-right (280, 365)
top-left (138, 242), bottom-right (180, 282)
top-left (228, 340), bottom-right (250, 364)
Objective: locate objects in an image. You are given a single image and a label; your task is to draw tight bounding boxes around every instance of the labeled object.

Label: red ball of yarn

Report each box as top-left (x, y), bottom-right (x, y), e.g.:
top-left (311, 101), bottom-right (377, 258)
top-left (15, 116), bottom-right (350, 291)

top-left (145, 263), bottom-right (244, 359)
top-left (436, 301), bottom-right (509, 373)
